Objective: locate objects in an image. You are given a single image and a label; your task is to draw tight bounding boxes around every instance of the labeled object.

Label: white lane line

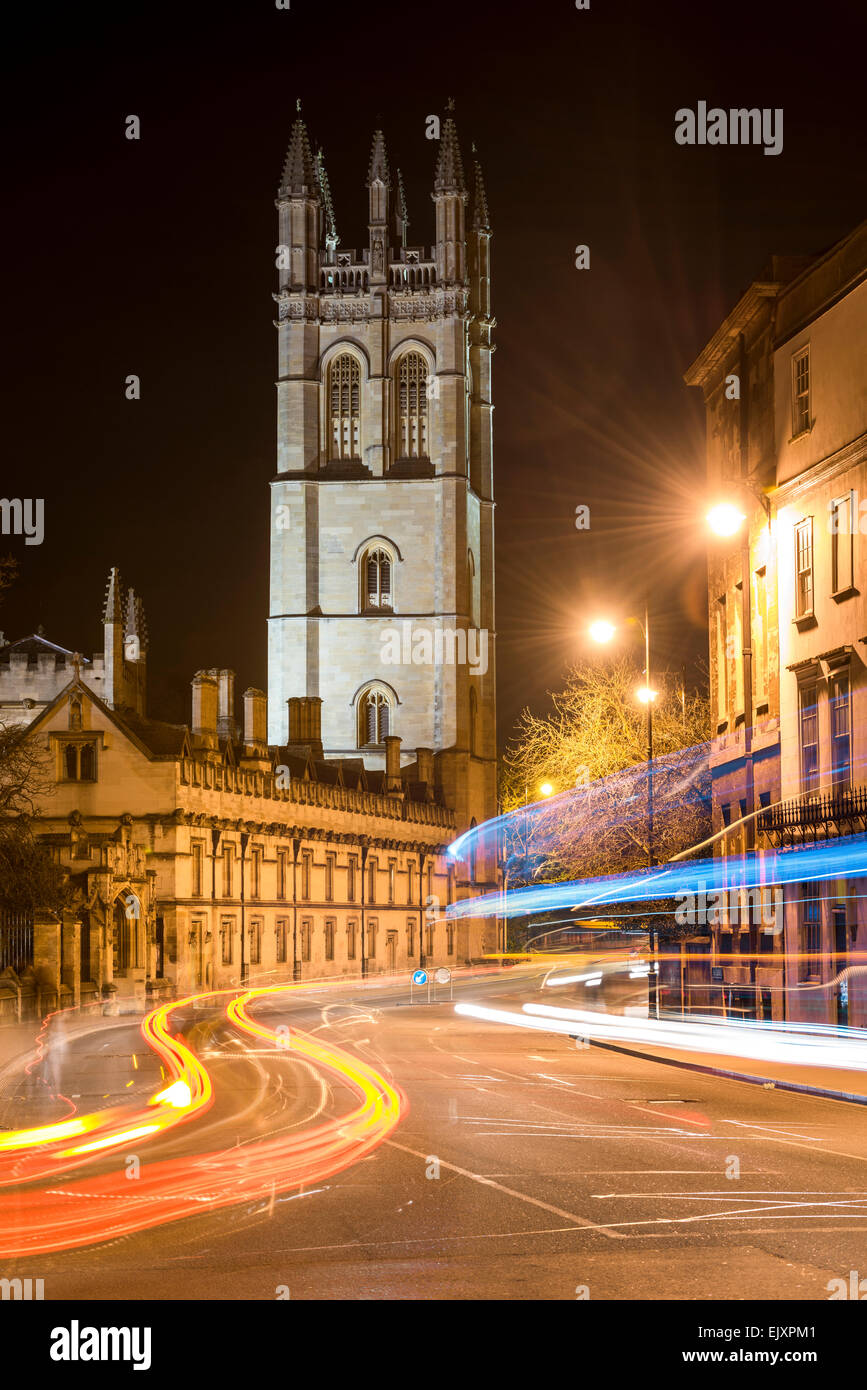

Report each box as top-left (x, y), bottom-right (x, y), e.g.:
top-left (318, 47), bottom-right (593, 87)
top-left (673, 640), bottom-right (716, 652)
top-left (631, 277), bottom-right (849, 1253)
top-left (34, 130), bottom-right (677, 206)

top-left (385, 1138), bottom-right (626, 1240)
top-left (723, 1120), bottom-right (823, 1141)
top-left (719, 1122), bottom-right (867, 1164)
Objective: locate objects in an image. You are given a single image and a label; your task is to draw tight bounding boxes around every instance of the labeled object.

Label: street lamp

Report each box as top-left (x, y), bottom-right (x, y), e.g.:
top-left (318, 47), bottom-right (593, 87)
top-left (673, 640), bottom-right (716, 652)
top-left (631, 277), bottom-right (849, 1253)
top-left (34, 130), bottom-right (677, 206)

top-left (589, 606), bottom-right (658, 1016)
top-left (539, 781), bottom-right (555, 798)
top-left (707, 502), bottom-right (746, 538)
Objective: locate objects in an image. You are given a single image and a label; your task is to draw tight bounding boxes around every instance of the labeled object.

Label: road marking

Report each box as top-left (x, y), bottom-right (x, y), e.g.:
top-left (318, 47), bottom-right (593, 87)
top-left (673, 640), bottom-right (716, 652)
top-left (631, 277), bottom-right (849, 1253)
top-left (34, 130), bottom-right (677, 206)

top-left (385, 1138), bottom-right (626, 1240)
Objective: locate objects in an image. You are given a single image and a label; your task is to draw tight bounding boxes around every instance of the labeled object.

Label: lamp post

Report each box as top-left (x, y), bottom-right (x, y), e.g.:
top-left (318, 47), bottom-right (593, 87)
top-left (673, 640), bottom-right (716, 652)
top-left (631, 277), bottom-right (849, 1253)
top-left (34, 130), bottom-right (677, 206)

top-left (589, 608), bottom-right (658, 1015)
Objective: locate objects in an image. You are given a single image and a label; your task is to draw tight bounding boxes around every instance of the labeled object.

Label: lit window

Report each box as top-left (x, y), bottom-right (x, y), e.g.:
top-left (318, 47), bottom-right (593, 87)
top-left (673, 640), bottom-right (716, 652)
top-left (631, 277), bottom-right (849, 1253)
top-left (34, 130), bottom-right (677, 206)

top-left (794, 519), bottom-right (813, 618)
top-left (792, 346), bottom-right (810, 436)
top-left (397, 352), bottom-right (428, 458)
top-left (329, 354), bottom-right (360, 460)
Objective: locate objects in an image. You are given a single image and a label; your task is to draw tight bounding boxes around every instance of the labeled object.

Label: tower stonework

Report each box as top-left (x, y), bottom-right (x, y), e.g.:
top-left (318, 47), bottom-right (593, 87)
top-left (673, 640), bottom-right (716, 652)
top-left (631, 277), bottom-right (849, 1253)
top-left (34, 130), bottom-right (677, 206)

top-left (268, 108), bottom-right (497, 865)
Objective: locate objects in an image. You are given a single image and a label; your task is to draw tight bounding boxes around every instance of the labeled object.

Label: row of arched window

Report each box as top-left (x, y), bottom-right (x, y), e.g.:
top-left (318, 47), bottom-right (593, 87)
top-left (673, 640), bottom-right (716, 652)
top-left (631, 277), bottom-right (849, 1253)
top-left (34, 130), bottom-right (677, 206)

top-left (328, 350), bottom-right (429, 463)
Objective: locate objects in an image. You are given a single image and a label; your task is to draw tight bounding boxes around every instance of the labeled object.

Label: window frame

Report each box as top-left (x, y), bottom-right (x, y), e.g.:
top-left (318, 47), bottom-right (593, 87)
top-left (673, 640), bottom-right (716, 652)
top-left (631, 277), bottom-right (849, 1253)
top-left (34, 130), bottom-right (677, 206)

top-left (791, 345), bottom-right (811, 438)
top-left (794, 518), bottom-right (814, 619)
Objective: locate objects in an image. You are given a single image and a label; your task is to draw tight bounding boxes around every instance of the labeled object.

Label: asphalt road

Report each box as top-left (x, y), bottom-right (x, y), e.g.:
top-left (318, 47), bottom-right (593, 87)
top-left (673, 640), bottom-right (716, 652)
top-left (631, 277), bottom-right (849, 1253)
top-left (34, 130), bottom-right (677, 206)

top-left (2, 966), bottom-right (866, 1300)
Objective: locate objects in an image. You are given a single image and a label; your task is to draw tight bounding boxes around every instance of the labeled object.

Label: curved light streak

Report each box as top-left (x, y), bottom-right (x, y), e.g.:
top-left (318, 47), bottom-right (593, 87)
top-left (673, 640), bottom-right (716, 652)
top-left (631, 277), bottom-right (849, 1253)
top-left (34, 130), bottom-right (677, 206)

top-left (0, 984), bottom-right (405, 1257)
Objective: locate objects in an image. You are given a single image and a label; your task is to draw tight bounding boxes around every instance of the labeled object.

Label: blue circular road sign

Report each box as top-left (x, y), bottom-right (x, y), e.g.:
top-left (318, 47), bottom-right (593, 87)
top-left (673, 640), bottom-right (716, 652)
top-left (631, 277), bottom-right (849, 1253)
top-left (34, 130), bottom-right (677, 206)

top-left (412, 970), bottom-right (428, 986)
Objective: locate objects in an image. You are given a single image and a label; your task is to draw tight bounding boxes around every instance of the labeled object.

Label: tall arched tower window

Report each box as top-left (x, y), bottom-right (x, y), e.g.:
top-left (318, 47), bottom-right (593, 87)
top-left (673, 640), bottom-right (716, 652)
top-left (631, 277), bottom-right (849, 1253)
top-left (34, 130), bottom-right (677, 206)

top-left (469, 687), bottom-right (478, 756)
top-left (361, 546), bottom-right (392, 610)
top-left (467, 549), bottom-right (477, 628)
top-left (397, 352), bottom-right (428, 459)
top-left (329, 353), bottom-right (360, 460)
top-left (357, 685), bottom-right (393, 747)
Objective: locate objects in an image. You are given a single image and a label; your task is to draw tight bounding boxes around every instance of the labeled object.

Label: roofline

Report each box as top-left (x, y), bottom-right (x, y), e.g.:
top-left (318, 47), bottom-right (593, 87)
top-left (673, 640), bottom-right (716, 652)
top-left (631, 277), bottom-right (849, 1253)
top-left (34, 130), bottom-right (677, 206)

top-left (683, 283), bottom-right (782, 388)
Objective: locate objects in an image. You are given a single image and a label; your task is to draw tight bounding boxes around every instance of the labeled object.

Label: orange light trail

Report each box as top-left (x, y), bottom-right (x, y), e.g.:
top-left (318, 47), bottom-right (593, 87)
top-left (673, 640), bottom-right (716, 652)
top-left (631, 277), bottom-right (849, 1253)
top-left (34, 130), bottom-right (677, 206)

top-left (0, 982), bottom-right (405, 1257)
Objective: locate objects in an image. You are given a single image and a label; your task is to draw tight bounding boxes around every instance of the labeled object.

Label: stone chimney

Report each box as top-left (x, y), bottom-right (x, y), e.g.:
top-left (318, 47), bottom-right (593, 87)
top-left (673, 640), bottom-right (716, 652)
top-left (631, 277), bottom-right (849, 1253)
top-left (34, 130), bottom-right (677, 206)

top-left (415, 747), bottom-right (434, 787)
top-left (191, 671), bottom-right (219, 750)
top-left (214, 668), bottom-right (236, 741)
top-left (286, 696), bottom-right (323, 756)
top-left (244, 688), bottom-right (268, 753)
top-left (384, 735), bottom-right (403, 794)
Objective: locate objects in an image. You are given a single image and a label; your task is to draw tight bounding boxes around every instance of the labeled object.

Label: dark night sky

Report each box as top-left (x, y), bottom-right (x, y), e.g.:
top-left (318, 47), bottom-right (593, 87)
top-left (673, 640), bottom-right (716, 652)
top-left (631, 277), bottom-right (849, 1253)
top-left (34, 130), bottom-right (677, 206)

top-left (3, 0), bottom-right (864, 748)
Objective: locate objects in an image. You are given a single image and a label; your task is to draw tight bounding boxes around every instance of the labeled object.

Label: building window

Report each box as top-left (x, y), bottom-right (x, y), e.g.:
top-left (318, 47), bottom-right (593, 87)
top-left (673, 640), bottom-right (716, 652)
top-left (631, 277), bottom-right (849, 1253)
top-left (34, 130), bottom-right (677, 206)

top-left (347, 855), bottom-right (357, 903)
top-left (62, 741), bottom-right (98, 781)
top-left (325, 853), bottom-right (335, 902)
top-left (397, 352), bottom-right (428, 458)
top-left (794, 519), bottom-right (813, 618)
top-left (347, 920), bottom-right (357, 960)
top-left (329, 353), bottom-right (360, 460)
top-left (250, 847), bottom-right (262, 900)
top-left (829, 673), bottom-right (851, 789)
top-left (276, 919), bottom-right (288, 964)
top-left (792, 346), bottom-right (811, 436)
top-left (407, 860), bottom-right (415, 906)
top-left (361, 547), bottom-right (392, 610)
top-left (799, 683), bottom-right (820, 794)
top-left (367, 857), bottom-right (377, 904)
top-left (406, 918), bottom-right (415, 957)
top-left (467, 550), bottom-right (477, 628)
top-left (301, 850), bottom-right (311, 901)
top-left (358, 685), bottom-right (392, 746)
top-left (801, 882), bottom-right (821, 978)
top-left (155, 916), bottom-right (165, 977)
top-left (426, 925), bottom-right (435, 957)
top-left (831, 493), bottom-right (854, 593)
top-left (447, 924), bottom-right (455, 956)
top-left (277, 848), bottom-right (288, 900)
top-left (250, 918), bottom-right (262, 965)
top-left (714, 596), bottom-right (727, 722)
top-left (69, 697), bottom-right (82, 731)
top-left (301, 919), bottom-right (312, 963)
top-left (191, 842), bottom-right (204, 897)
top-left (469, 687), bottom-right (478, 756)
top-left (221, 919), bottom-right (233, 965)
top-left (388, 859), bottom-right (396, 904)
top-left (367, 919), bottom-right (377, 959)
top-left (222, 844), bottom-right (233, 898)
top-left (324, 919), bottom-right (335, 961)
top-left (753, 568), bottom-right (768, 704)
top-left (426, 862), bottom-right (433, 903)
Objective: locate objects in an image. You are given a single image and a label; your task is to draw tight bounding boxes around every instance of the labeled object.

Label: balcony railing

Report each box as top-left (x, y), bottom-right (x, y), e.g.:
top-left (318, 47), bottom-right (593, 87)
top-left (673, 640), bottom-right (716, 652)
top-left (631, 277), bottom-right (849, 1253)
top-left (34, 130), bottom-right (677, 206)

top-left (757, 784), bottom-right (867, 847)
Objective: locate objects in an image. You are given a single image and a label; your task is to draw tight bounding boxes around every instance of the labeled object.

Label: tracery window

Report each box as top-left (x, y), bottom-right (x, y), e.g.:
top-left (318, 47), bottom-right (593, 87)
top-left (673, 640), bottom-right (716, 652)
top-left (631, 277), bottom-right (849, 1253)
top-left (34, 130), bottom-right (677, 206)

top-left (362, 547), bottom-right (392, 609)
top-left (329, 353), bottom-right (360, 459)
top-left (397, 352), bottom-right (428, 458)
top-left (358, 685), bottom-right (392, 747)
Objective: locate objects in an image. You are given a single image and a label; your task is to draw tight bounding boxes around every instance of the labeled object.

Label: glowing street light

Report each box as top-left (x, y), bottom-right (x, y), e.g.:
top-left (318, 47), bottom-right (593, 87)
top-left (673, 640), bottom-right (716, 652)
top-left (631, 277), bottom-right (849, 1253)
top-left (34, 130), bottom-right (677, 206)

top-left (539, 781), bottom-right (555, 798)
top-left (589, 619), bottom-right (617, 644)
top-left (636, 686), bottom-right (658, 705)
top-left (706, 502), bottom-right (746, 537)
